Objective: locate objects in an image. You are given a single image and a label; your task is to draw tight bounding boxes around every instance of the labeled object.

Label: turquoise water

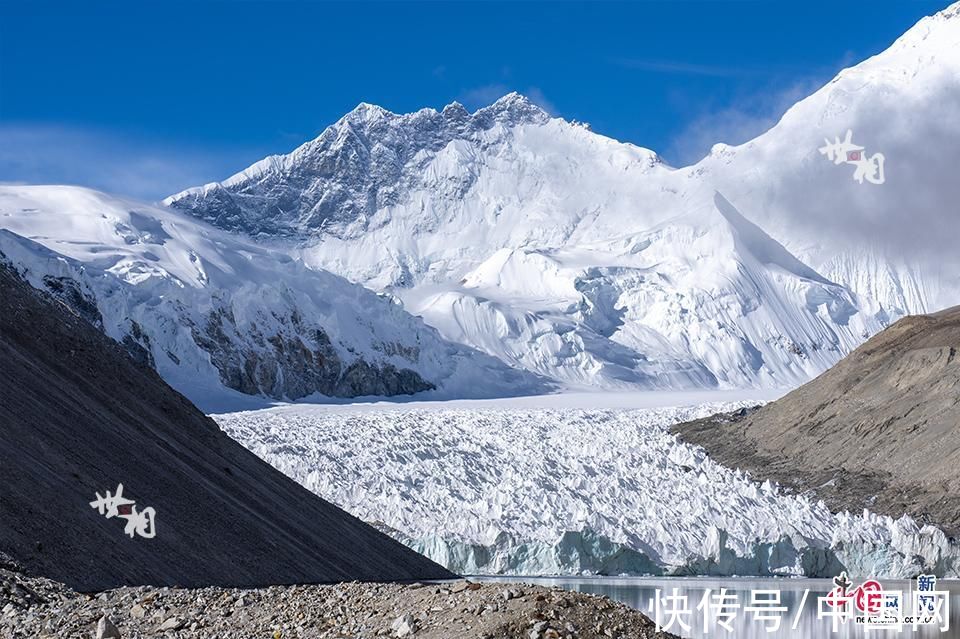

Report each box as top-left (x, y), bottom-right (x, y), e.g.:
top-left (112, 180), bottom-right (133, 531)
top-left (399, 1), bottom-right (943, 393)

top-left (474, 576), bottom-right (960, 638)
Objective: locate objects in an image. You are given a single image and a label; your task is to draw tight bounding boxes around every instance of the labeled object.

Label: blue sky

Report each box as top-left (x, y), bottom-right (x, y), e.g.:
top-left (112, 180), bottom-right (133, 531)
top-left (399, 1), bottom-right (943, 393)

top-left (0, 0), bottom-right (948, 200)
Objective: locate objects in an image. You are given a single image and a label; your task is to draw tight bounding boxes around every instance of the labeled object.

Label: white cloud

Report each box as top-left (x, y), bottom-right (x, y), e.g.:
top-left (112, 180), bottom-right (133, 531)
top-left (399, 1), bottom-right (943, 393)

top-left (0, 123), bottom-right (255, 201)
top-left (663, 77), bottom-right (828, 167)
top-left (523, 87), bottom-right (558, 116)
top-left (458, 83), bottom-right (511, 110)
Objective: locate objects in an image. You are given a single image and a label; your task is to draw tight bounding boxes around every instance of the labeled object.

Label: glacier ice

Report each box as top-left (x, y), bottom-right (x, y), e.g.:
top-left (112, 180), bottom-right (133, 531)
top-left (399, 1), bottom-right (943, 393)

top-left (215, 400), bottom-right (960, 578)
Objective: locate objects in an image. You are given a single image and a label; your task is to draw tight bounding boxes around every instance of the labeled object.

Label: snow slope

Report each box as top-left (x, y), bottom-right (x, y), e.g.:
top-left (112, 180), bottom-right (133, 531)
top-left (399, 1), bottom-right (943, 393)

top-left (694, 1), bottom-right (960, 316)
top-left (216, 401), bottom-right (960, 578)
top-left (0, 185), bottom-right (545, 411)
top-left (167, 3), bottom-right (960, 393)
top-left (167, 101), bottom-right (887, 392)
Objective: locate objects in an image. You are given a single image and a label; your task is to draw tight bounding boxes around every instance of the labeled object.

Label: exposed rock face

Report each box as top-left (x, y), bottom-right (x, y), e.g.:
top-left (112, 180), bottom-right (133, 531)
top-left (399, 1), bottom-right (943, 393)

top-left (166, 93), bottom-right (551, 239)
top-left (0, 261), bottom-right (454, 591)
top-left (40, 274), bottom-right (103, 328)
top-left (188, 302), bottom-right (433, 400)
top-left (30, 255), bottom-right (434, 401)
top-left (675, 307), bottom-right (960, 535)
top-left (120, 320), bottom-right (156, 370)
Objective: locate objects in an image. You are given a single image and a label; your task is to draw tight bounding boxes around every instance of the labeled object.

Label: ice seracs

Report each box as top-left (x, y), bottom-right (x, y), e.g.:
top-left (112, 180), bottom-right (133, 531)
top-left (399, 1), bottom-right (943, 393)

top-left (216, 400), bottom-right (960, 578)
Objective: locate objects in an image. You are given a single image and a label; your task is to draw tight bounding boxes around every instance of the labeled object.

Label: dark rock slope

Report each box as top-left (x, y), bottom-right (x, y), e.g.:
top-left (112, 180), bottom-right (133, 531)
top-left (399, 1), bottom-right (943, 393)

top-left (0, 261), bottom-right (455, 591)
top-left (675, 307), bottom-right (960, 535)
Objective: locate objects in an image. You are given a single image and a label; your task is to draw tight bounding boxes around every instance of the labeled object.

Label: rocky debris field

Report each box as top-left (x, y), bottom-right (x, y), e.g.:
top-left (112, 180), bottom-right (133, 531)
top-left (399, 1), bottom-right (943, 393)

top-left (1, 563), bottom-right (676, 639)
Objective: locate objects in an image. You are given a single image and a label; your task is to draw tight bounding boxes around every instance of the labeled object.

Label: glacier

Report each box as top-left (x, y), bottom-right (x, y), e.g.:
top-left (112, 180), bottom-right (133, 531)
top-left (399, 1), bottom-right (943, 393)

top-left (0, 185), bottom-right (546, 411)
top-left (3, 1), bottom-right (959, 585)
top-left (215, 399), bottom-right (960, 579)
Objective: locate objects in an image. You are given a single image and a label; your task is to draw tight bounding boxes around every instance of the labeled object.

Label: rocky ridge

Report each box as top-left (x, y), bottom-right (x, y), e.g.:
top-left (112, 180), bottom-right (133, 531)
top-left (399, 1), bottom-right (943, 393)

top-left (166, 93), bottom-right (554, 239)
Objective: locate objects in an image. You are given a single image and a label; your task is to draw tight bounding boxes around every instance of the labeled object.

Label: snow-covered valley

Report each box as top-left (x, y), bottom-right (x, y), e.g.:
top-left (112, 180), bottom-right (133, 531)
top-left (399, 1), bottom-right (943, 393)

top-left (215, 398), bottom-right (960, 579)
top-left (1, 0), bottom-right (958, 587)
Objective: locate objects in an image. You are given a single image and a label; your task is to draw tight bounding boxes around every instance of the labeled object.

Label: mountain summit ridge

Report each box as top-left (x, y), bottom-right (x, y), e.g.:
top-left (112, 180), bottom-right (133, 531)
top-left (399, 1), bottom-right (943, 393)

top-left (163, 1), bottom-right (960, 391)
top-left (164, 92), bottom-right (555, 238)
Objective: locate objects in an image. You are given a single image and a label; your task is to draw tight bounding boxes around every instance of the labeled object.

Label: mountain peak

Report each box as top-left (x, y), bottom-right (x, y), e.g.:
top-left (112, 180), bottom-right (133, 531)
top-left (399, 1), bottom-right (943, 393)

top-left (476, 92), bottom-right (551, 126)
top-left (491, 91), bottom-right (530, 107)
top-left (940, 0), bottom-right (960, 19)
top-left (883, 0), bottom-right (960, 56)
top-left (342, 102), bottom-right (393, 124)
top-left (441, 100), bottom-right (469, 117)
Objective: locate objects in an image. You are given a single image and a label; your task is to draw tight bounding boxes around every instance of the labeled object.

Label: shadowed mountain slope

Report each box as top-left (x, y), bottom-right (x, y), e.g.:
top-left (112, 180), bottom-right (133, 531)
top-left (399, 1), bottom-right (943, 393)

top-left (0, 259), bottom-right (455, 591)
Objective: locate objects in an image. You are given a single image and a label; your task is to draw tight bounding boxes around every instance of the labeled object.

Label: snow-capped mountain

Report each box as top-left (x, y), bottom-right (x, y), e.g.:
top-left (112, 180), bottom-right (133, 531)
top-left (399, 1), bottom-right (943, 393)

top-left (167, 3), bottom-right (960, 392)
top-left (694, 1), bottom-right (960, 317)
top-left (167, 97), bottom-right (550, 239)
top-left (166, 98), bottom-right (881, 391)
top-left (0, 185), bottom-right (544, 411)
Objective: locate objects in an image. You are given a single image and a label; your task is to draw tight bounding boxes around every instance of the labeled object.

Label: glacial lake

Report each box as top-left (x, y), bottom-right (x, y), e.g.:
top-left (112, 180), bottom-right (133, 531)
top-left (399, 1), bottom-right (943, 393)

top-left (474, 576), bottom-right (960, 638)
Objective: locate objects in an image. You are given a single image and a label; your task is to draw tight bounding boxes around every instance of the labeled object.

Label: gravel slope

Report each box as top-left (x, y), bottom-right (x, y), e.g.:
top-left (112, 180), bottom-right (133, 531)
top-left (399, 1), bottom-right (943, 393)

top-left (675, 308), bottom-right (960, 535)
top-left (0, 261), bottom-right (453, 591)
